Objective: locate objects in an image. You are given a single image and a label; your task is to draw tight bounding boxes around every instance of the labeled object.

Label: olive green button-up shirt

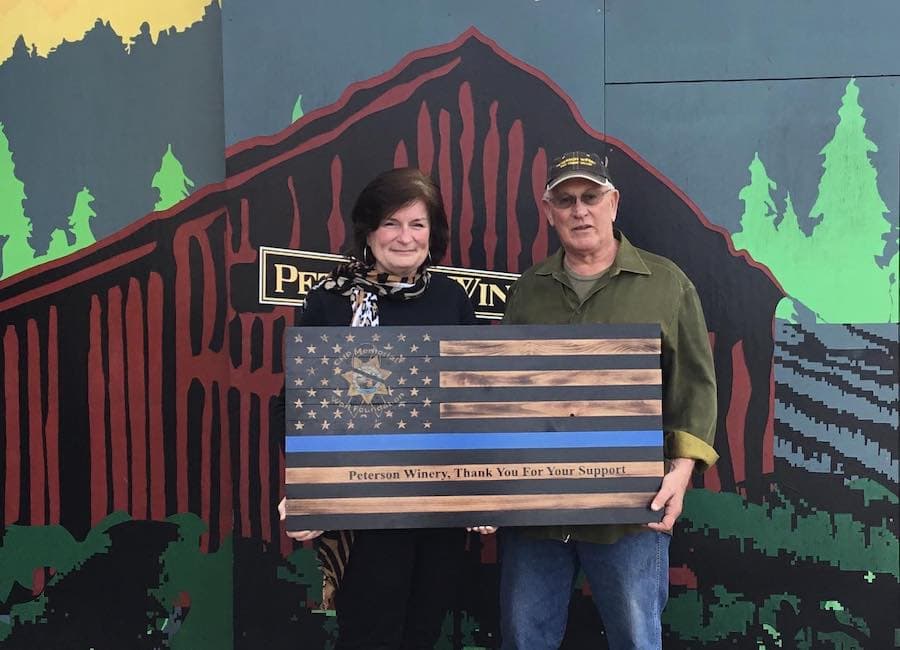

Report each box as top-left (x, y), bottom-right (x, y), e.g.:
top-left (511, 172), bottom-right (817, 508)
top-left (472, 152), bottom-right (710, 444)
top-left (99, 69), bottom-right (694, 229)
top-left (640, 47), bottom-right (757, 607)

top-left (502, 231), bottom-right (718, 543)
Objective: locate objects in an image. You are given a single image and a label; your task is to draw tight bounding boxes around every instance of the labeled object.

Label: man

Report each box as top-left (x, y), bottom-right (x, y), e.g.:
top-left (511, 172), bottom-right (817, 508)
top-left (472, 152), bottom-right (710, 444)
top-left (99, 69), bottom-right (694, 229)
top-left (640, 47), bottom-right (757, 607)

top-left (500, 151), bottom-right (718, 649)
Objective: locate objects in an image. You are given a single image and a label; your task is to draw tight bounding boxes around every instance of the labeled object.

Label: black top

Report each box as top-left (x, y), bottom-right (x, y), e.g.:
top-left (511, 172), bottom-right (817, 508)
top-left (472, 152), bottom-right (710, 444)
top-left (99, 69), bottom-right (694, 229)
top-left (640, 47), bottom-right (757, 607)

top-left (298, 273), bottom-right (478, 327)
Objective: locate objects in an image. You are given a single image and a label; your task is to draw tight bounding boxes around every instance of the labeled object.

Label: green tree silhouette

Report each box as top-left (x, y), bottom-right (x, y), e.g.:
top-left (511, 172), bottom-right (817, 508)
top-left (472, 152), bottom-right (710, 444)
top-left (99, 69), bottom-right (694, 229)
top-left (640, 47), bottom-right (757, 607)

top-left (33, 187), bottom-right (96, 265)
top-left (292, 93), bottom-right (305, 122)
top-left (43, 228), bottom-right (71, 262)
top-left (770, 192), bottom-right (817, 322)
top-left (0, 122), bottom-right (36, 279)
top-left (805, 79), bottom-right (896, 322)
top-left (732, 152), bottom-right (780, 257)
top-left (152, 144), bottom-right (194, 211)
top-left (730, 80), bottom-right (897, 323)
top-left (68, 186), bottom-right (97, 248)
top-left (732, 155), bottom-right (807, 312)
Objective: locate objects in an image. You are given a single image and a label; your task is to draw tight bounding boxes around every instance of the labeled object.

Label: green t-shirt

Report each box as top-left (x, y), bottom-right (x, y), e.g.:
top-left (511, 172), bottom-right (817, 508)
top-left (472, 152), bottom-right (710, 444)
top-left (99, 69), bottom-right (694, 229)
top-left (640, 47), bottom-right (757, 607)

top-left (564, 265), bottom-right (607, 303)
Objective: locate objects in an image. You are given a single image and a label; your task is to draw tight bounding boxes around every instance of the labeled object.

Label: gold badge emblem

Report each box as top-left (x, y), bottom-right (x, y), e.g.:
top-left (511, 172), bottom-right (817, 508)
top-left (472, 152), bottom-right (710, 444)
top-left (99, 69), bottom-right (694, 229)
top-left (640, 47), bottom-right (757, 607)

top-left (341, 356), bottom-right (392, 404)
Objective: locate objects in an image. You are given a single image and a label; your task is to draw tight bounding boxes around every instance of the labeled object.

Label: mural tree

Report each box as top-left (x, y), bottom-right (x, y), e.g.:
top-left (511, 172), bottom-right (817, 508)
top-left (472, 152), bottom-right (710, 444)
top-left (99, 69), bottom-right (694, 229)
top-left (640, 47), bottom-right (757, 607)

top-left (732, 153), bottom-right (781, 255)
top-left (731, 79), bottom-right (898, 323)
top-left (732, 155), bottom-right (806, 321)
top-left (68, 186), bottom-right (98, 249)
top-left (0, 122), bottom-right (36, 279)
top-left (152, 144), bottom-right (195, 211)
top-left (29, 187), bottom-right (98, 265)
top-left (43, 228), bottom-right (71, 261)
top-left (292, 93), bottom-right (304, 122)
top-left (806, 79), bottom-right (895, 322)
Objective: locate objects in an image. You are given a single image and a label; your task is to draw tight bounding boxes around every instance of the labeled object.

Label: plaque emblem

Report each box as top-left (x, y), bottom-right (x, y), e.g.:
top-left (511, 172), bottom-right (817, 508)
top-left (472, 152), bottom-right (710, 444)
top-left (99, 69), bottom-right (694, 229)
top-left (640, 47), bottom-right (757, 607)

top-left (341, 356), bottom-right (392, 404)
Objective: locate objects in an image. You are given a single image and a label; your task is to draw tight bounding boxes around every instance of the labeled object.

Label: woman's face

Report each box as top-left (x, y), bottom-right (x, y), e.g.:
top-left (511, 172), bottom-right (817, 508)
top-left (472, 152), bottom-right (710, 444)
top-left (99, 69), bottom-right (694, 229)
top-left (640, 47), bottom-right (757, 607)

top-left (366, 200), bottom-right (431, 276)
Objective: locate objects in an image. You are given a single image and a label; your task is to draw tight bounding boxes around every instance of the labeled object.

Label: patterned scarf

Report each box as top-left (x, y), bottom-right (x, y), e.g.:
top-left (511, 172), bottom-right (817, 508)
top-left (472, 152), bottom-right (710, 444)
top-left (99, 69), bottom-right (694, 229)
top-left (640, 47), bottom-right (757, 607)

top-left (313, 258), bottom-right (431, 325)
top-left (310, 257), bottom-right (430, 610)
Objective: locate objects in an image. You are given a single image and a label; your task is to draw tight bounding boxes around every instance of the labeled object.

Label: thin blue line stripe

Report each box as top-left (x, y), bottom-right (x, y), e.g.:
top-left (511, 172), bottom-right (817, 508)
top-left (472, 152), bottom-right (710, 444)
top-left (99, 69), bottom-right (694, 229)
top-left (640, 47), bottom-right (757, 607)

top-left (285, 430), bottom-right (662, 452)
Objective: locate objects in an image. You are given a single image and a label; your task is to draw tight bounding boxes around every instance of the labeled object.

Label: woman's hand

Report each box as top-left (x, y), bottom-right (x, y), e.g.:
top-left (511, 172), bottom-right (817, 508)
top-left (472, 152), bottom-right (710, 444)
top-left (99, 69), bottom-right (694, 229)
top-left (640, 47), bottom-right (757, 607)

top-left (287, 529), bottom-right (324, 541)
top-left (466, 525), bottom-right (498, 535)
top-left (279, 497), bottom-right (324, 541)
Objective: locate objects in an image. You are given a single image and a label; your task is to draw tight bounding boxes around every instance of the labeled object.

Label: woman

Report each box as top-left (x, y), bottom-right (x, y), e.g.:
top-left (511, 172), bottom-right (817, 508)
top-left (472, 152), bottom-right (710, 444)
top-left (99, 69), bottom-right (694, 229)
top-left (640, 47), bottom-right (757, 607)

top-left (279, 167), bottom-right (493, 649)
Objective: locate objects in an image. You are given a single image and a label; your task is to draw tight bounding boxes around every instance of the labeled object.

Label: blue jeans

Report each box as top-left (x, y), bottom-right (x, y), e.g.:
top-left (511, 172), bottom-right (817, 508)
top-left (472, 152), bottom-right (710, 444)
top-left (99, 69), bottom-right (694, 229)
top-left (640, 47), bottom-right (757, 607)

top-left (499, 529), bottom-right (670, 650)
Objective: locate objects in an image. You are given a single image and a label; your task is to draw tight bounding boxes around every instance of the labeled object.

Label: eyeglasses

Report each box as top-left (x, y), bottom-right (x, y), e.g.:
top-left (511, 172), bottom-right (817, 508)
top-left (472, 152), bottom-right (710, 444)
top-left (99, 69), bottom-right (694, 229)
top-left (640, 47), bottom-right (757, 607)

top-left (547, 188), bottom-right (613, 210)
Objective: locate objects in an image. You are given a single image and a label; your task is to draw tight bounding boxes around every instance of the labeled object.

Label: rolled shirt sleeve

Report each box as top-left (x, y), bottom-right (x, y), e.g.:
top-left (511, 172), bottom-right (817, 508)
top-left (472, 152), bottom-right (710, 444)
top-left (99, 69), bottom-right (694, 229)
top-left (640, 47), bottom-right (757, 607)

top-left (661, 281), bottom-right (718, 473)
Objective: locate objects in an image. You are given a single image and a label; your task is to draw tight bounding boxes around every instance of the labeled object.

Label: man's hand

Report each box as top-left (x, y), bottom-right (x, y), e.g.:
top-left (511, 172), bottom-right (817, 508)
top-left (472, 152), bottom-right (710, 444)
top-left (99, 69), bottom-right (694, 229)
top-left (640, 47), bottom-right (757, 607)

top-left (647, 458), bottom-right (696, 533)
top-left (278, 497), bottom-right (324, 541)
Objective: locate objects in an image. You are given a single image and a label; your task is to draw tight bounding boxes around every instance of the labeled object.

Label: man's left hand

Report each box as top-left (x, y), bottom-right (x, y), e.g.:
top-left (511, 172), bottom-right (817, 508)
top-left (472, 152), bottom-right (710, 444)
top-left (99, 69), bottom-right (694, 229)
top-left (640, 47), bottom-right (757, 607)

top-left (647, 458), bottom-right (696, 533)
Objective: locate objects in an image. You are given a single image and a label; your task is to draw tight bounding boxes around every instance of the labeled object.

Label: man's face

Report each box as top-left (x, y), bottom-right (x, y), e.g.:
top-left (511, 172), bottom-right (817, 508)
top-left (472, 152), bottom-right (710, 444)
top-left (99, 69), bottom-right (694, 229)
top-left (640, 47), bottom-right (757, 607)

top-left (543, 178), bottom-right (619, 257)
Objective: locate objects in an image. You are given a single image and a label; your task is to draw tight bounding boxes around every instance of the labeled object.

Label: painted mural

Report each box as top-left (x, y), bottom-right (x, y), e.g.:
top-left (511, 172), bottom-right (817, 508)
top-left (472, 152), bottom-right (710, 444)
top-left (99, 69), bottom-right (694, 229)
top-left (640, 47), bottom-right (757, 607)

top-left (0, 1), bottom-right (897, 648)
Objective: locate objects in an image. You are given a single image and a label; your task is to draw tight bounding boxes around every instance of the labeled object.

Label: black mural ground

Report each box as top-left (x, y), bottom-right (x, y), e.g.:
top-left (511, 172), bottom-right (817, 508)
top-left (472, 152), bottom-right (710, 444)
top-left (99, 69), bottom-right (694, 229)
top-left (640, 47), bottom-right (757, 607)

top-left (1, 519), bottom-right (177, 649)
top-left (233, 533), bottom-right (501, 649)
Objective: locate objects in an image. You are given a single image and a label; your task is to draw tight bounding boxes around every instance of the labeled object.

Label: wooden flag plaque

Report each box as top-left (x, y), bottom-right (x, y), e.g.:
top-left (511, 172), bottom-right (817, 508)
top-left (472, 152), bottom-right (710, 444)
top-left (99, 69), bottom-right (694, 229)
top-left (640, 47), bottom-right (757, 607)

top-left (283, 324), bottom-right (664, 530)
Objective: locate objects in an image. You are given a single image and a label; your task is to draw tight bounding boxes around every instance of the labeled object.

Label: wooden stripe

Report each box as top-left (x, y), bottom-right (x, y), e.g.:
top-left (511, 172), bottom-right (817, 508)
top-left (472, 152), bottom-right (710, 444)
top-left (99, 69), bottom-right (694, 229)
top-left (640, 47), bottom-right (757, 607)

top-left (435, 385), bottom-right (661, 403)
top-left (435, 354), bottom-right (661, 371)
top-left (439, 369), bottom-right (662, 387)
top-left (285, 491), bottom-right (654, 515)
top-left (287, 461), bottom-right (662, 484)
top-left (439, 338), bottom-right (660, 356)
top-left (286, 370), bottom-right (661, 391)
top-left (439, 399), bottom-right (661, 419)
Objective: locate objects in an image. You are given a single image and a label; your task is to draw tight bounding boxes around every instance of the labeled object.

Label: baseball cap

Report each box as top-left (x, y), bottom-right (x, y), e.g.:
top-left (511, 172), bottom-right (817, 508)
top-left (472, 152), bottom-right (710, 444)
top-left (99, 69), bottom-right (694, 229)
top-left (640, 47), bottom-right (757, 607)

top-left (546, 151), bottom-right (613, 191)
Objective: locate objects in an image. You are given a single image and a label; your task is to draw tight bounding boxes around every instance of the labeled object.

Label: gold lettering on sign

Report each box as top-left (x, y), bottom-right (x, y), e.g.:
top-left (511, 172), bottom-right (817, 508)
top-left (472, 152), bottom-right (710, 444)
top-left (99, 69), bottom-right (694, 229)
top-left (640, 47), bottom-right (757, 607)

top-left (478, 282), bottom-right (508, 308)
top-left (449, 275), bottom-right (479, 297)
top-left (448, 275), bottom-right (511, 309)
top-left (285, 461), bottom-right (663, 485)
top-left (273, 264), bottom-right (298, 293)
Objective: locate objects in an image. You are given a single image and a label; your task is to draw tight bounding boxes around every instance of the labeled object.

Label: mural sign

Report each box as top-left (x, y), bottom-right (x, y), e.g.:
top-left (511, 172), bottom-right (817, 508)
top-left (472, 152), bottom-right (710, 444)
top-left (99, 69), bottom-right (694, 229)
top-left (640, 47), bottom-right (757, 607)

top-left (258, 246), bottom-right (518, 320)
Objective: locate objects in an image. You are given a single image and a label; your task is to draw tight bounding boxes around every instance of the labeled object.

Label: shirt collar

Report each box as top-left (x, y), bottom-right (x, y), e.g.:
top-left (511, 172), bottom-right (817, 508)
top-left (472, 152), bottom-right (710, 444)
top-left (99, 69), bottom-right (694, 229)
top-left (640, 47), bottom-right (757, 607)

top-left (535, 230), bottom-right (651, 278)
